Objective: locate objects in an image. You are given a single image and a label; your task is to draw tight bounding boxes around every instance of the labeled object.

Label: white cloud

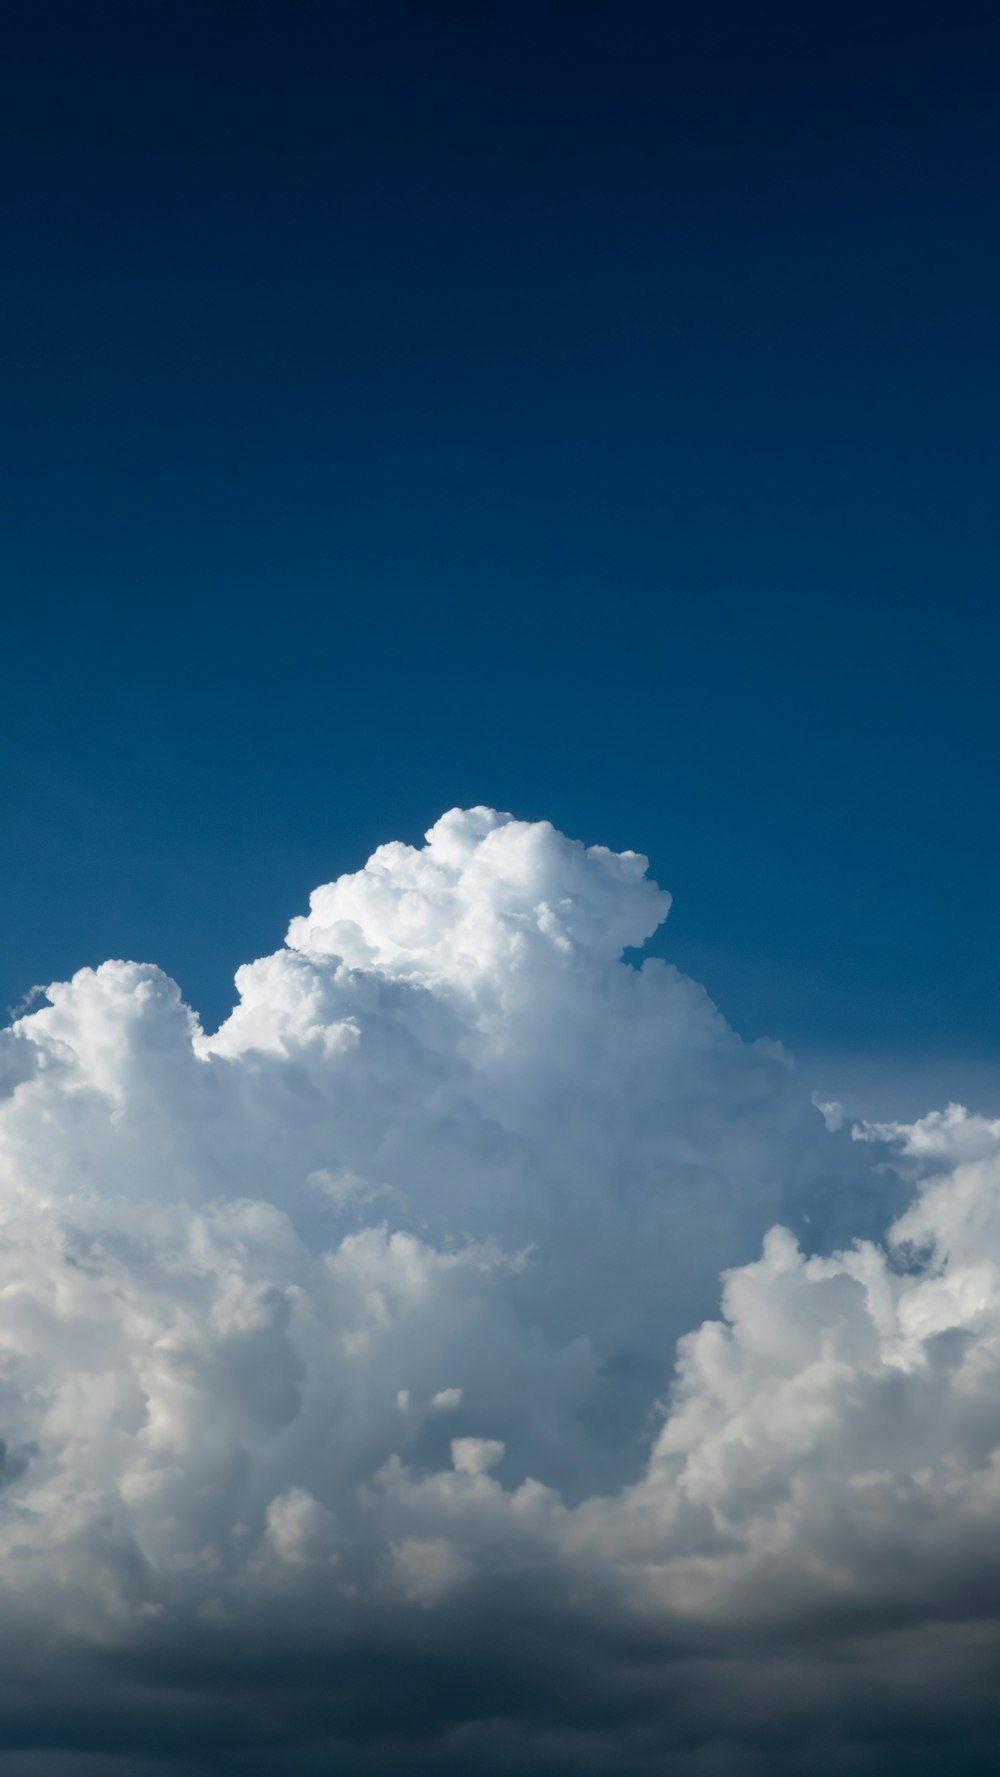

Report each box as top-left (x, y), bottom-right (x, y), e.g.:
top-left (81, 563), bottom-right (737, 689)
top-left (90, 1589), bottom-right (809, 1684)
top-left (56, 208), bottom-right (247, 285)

top-left (261, 1486), bottom-right (338, 1568)
top-left (0, 806), bottom-right (998, 1772)
top-left (451, 1437), bottom-right (504, 1476)
top-left (431, 1387), bottom-right (464, 1412)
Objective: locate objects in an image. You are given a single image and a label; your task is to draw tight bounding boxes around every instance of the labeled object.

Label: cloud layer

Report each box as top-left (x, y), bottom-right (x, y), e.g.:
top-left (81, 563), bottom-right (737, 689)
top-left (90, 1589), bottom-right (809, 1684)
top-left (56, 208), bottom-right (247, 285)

top-left (1, 808), bottom-right (998, 1773)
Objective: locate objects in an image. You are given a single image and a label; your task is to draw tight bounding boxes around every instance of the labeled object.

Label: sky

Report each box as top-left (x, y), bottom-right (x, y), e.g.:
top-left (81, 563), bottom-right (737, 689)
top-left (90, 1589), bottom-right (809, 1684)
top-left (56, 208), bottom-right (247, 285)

top-left (4, 5), bottom-right (1000, 1773)
top-left (4, 0), bottom-right (1000, 1113)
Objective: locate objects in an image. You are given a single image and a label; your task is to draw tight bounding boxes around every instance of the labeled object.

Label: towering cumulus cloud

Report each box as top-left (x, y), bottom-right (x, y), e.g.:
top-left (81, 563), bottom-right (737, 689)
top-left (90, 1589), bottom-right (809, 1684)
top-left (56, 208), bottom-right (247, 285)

top-left (1, 808), bottom-right (998, 1773)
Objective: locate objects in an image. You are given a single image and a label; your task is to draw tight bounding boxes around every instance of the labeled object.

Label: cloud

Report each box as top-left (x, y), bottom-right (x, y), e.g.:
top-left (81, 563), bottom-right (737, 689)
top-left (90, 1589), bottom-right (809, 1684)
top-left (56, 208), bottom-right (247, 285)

top-left (0, 807), bottom-right (998, 1772)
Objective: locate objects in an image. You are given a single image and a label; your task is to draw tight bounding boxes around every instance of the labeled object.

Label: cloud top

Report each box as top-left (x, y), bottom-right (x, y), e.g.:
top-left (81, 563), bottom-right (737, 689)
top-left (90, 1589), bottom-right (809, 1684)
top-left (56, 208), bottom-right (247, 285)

top-left (285, 807), bottom-right (671, 987)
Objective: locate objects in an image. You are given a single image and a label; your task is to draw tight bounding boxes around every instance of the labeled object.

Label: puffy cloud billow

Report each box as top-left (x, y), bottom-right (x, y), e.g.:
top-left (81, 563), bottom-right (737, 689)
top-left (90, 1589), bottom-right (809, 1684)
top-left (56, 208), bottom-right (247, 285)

top-left (1, 808), bottom-right (999, 1773)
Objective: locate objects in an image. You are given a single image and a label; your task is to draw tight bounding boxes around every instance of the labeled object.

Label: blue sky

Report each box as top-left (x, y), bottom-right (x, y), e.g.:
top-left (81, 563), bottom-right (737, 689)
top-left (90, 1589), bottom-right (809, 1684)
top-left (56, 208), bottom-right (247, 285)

top-left (4, 0), bottom-right (1000, 1111)
top-left (8, 11), bottom-right (1000, 1774)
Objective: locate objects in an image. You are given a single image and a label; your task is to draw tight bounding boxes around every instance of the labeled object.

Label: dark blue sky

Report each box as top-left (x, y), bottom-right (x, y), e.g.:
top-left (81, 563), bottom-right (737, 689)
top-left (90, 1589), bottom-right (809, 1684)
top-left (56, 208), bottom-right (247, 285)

top-left (3, 0), bottom-right (999, 1107)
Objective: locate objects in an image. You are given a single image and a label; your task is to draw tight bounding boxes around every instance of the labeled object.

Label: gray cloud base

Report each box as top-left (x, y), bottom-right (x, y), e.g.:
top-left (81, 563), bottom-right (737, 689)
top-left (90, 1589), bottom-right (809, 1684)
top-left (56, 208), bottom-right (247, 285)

top-left (0, 808), bottom-right (997, 1773)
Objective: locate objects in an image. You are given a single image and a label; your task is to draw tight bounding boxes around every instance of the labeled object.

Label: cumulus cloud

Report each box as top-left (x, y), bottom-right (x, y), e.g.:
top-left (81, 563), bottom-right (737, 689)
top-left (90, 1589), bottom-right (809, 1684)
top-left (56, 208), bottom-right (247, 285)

top-left (0, 807), bottom-right (997, 1772)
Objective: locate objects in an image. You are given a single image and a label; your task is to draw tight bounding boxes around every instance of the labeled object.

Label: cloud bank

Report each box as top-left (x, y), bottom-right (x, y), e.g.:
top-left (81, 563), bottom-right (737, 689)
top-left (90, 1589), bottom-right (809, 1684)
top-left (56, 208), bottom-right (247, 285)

top-left (1, 808), bottom-right (999, 1773)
